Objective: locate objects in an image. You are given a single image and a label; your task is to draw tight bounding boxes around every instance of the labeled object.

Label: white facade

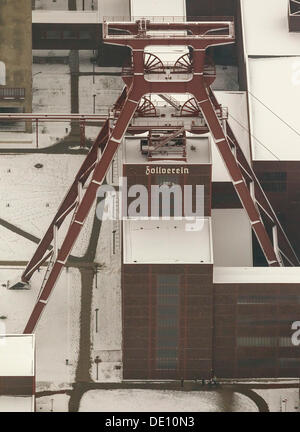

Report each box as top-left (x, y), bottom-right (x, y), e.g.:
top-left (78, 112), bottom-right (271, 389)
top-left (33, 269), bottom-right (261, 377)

top-left (241, 0), bottom-right (300, 56)
top-left (130, 0), bottom-right (186, 19)
top-left (123, 218), bottom-right (213, 264)
top-left (211, 209), bottom-right (253, 267)
top-left (241, 0), bottom-right (300, 161)
top-left (0, 335), bottom-right (35, 377)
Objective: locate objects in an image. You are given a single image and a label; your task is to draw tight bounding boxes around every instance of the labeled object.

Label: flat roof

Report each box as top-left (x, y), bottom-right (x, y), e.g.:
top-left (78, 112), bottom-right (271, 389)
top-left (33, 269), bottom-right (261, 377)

top-left (0, 396), bottom-right (34, 413)
top-left (32, 10), bottom-right (99, 24)
top-left (130, 0), bottom-right (186, 19)
top-left (123, 218), bottom-right (213, 264)
top-left (211, 209), bottom-right (253, 267)
top-left (100, 0), bottom-right (131, 21)
top-left (241, 0), bottom-right (300, 56)
top-left (123, 135), bottom-right (211, 165)
top-left (131, 0), bottom-right (188, 64)
top-left (214, 267), bottom-right (300, 284)
top-left (0, 335), bottom-right (35, 377)
top-left (248, 57), bottom-right (300, 161)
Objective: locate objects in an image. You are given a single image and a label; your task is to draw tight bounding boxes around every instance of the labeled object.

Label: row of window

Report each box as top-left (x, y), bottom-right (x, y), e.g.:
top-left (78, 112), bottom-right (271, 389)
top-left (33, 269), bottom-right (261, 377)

top-left (237, 336), bottom-right (295, 347)
top-left (42, 30), bottom-right (93, 40)
top-left (156, 275), bottom-right (180, 371)
top-left (238, 358), bottom-right (299, 368)
top-left (237, 317), bottom-right (295, 326)
top-left (238, 295), bottom-right (300, 304)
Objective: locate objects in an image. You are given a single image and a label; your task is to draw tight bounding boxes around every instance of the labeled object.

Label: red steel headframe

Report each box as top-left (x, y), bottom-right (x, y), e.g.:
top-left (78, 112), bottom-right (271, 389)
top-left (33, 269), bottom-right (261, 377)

top-left (22, 18), bottom-right (298, 334)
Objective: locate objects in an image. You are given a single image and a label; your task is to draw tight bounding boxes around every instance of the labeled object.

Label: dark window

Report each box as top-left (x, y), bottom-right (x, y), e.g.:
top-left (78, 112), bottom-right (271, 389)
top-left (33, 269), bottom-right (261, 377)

top-left (46, 30), bottom-right (61, 39)
top-left (279, 358), bottom-right (299, 368)
top-left (156, 275), bottom-right (180, 371)
top-left (0, 88), bottom-right (25, 99)
top-left (156, 174), bottom-right (179, 186)
top-left (154, 175), bottom-right (180, 217)
top-left (80, 31), bottom-right (92, 40)
top-left (259, 172), bottom-right (287, 193)
top-left (63, 30), bottom-right (78, 39)
top-left (237, 317), bottom-right (295, 326)
top-left (237, 336), bottom-right (294, 347)
top-left (238, 295), bottom-right (277, 304)
top-left (238, 294), bottom-right (300, 305)
top-left (238, 358), bottom-right (276, 368)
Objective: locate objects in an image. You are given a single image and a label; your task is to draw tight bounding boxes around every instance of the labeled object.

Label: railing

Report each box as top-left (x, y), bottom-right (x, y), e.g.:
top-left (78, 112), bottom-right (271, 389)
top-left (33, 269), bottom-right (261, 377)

top-left (0, 88), bottom-right (25, 99)
top-left (104, 17), bottom-right (235, 40)
top-left (104, 16), bottom-right (234, 23)
top-left (105, 32), bottom-right (234, 40)
top-left (123, 62), bottom-right (215, 77)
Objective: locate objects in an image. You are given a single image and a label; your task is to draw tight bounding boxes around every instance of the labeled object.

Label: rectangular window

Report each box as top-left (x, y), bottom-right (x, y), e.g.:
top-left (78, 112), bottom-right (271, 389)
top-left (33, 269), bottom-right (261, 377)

top-left (237, 337), bottom-right (277, 347)
top-left (156, 275), bottom-right (180, 371)
top-left (238, 295), bottom-right (277, 304)
top-left (238, 358), bottom-right (275, 368)
top-left (279, 358), bottom-right (299, 368)
top-left (238, 294), bottom-right (300, 305)
top-left (0, 88), bottom-right (25, 99)
top-left (154, 175), bottom-right (180, 217)
top-left (156, 174), bottom-right (179, 187)
top-left (259, 172), bottom-right (287, 193)
top-left (79, 31), bottom-right (92, 40)
top-left (237, 317), bottom-right (294, 326)
top-left (46, 30), bottom-right (61, 40)
top-left (237, 336), bottom-right (294, 347)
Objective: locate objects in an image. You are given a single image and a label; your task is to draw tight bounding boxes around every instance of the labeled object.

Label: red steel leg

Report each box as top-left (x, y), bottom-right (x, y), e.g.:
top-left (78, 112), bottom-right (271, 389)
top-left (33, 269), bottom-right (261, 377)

top-left (21, 120), bottom-right (110, 283)
top-left (194, 85), bottom-right (280, 267)
top-left (24, 93), bottom-right (141, 333)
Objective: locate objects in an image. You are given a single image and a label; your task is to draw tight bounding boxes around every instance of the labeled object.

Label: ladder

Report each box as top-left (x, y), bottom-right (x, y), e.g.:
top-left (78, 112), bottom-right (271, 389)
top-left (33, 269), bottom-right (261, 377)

top-left (158, 94), bottom-right (181, 111)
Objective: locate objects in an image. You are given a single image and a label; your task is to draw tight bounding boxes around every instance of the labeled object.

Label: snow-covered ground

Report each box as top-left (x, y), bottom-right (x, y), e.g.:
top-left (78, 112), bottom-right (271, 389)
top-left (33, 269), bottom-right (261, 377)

top-left (255, 388), bottom-right (300, 412)
top-left (90, 146), bottom-right (122, 383)
top-left (79, 389), bottom-right (258, 412)
top-left (78, 51), bottom-right (123, 143)
top-left (0, 154), bottom-right (95, 260)
top-left (92, 219), bottom-right (122, 382)
top-left (36, 394), bottom-right (70, 412)
top-left (0, 266), bottom-right (81, 391)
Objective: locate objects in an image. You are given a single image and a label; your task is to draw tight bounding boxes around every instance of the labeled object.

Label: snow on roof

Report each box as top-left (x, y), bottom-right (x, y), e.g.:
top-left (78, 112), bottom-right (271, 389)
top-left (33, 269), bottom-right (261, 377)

top-left (0, 396), bottom-right (34, 413)
top-left (212, 91), bottom-right (251, 181)
top-left (123, 136), bottom-right (211, 165)
top-left (0, 335), bottom-right (35, 377)
top-left (32, 10), bottom-right (99, 24)
top-left (130, 0), bottom-right (186, 19)
top-left (99, 0), bottom-right (130, 21)
top-left (248, 57), bottom-right (300, 161)
top-left (214, 266), bottom-right (300, 284)
top-left (241, 0), bottom-right (300, 56)
top-left (130, 0), bottom-right (188, 64)
top-left (211, 209), bottom-right (253, 267)
top-left (144, 45), bottom-right (188, 63)
top-left (123, 218), bottom-right (213, 264)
